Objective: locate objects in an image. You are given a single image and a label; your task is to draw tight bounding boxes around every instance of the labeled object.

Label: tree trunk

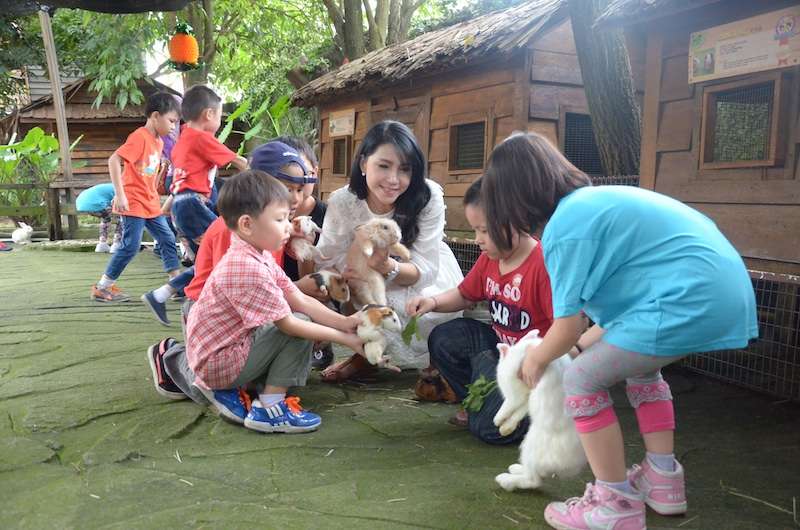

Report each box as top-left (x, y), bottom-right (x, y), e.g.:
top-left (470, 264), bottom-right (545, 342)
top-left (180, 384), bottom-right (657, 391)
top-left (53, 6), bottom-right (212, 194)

top-left (568, 0), bottom-right (641, 176)
top-left (343, 0), bottom-right (366, 59)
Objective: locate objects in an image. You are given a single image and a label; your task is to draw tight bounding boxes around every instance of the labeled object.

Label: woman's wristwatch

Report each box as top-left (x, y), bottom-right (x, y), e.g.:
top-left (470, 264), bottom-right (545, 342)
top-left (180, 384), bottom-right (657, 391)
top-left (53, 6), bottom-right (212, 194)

top-left (385, 258), bottom-right (400, 282)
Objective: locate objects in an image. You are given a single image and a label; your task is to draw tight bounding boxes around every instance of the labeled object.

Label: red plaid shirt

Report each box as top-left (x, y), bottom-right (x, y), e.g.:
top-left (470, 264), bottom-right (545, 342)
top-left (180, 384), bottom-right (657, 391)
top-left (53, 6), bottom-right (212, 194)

top-left (186, 233), bottom-right (298, 389)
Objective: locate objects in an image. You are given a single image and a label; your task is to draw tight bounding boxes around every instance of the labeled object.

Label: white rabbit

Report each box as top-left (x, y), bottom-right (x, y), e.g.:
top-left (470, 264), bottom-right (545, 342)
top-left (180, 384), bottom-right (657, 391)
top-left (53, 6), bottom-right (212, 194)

top-left (357, 305), bottom-right (402, 370)
top-left (493, 329), bottom-right (586, 491)
top-left (345, 218), bottom-right (410, 306)
top-left (11, 222), bottom-right (33, 245)
top-left (289, 216), bottom-right (327, 262)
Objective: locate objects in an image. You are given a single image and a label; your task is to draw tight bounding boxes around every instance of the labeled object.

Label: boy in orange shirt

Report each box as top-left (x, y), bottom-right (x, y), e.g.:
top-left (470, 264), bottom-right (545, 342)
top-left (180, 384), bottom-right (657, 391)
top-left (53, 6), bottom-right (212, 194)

top-left (91, 93), bottom-right (181, 302)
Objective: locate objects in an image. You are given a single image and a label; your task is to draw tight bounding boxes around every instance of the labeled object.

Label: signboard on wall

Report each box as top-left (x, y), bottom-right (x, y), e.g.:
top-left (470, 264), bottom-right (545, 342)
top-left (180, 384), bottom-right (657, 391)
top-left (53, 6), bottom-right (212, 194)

top-left (689, 5), bottom-right (800, 83)
top-left (329, 109), bottom-right (355, 137)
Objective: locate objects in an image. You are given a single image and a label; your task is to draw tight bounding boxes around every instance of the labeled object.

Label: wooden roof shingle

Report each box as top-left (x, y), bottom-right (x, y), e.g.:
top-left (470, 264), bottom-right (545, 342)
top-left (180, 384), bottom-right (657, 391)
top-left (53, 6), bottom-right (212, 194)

top-left (291, 0), bottom-right (566, 108)
top-left (594, 0), bottom-right (724, 29)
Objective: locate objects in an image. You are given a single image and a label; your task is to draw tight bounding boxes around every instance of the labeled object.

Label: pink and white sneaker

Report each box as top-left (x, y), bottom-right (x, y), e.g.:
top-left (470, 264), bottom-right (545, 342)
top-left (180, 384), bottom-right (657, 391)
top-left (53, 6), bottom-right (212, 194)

top-left (544, 482), bottom-right (647, 530)
top-left (628, 458), bottom-right (687, 515)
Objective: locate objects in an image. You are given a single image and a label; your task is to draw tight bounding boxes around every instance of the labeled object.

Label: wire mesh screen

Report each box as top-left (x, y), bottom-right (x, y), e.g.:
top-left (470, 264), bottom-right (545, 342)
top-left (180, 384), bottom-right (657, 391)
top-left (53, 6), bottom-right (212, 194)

top-left (682, 272), bottom-right (800, 401)
top-left (564, 112), bottom-right (604, 176)
top-left (712, 82), bottom-right (773, 163)
top-left (590, 175), bottom-right (640, 186)
top-left (445, 237), bottom-right (483, 276)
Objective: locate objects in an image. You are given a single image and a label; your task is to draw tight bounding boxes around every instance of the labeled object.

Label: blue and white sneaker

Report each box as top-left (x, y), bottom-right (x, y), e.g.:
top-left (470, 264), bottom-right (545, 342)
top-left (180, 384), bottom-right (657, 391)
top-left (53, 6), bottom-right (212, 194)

top-left (244, 397), bottom-right (321, 434)
top-left (141, 291), bottom-right (171, 326)
top-left (200, 387), bottom-right (249, 424)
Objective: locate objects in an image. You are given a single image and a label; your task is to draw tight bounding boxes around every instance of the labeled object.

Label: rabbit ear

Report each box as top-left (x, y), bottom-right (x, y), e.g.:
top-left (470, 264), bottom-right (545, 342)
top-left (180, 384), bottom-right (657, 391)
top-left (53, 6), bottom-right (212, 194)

top-left (497, 343), bottom-right (510, 358)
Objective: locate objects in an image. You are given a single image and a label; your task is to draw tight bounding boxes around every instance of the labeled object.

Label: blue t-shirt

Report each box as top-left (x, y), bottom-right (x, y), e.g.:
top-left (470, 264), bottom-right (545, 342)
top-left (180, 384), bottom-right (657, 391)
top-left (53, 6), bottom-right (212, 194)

top-left (75, 183), bottom-right (115, 213)
top-left (542, 186), bottom-right (757, 356)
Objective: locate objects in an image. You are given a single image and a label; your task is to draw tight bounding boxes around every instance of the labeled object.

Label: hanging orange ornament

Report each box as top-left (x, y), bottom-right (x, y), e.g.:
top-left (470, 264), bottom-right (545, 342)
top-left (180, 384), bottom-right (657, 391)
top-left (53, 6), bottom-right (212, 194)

top-left (169, 22), bottom-right (200, 71)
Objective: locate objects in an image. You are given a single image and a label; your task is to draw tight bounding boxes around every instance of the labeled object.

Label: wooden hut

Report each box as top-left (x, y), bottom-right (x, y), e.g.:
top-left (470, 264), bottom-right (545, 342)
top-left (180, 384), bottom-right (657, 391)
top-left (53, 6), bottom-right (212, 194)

top-left (597, 0), bottom-right (800, 276)
top-left (292, 0), bottom-right (629, 231)
top-left (3, 76), bottom-right (181, 237)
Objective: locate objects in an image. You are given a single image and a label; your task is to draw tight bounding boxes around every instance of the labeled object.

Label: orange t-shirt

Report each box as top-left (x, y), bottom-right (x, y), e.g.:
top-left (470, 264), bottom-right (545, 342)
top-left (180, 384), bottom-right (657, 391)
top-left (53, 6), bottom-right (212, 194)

top-left (169, 126), bottom-right (237, 197)
top-left (185, 217), bottom-right (284, 301)
top-left (114, 126), bottom-right (164, 218)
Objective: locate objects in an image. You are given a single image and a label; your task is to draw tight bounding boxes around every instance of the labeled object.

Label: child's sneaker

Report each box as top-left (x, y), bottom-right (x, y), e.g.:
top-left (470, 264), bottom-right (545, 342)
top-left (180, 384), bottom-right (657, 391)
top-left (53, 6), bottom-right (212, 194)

top-left (141, 291), bottom-right (171, 326)
top-left (544, 482), bottom-right (646, 530)
top-left (109, 241), bottom-right (121, 253)
top-left (629, 458), bottom-right (687, 515)
top-left (95, 241), bottom-right (111, 253)
top-left (200, 387), bottom-right (250, 424)
top-left (244, 397), bottom-right (321, 434)
top-left (91, 284), bottom-right (130, 302)
top-left (146, 338), bottom-right (186, 400)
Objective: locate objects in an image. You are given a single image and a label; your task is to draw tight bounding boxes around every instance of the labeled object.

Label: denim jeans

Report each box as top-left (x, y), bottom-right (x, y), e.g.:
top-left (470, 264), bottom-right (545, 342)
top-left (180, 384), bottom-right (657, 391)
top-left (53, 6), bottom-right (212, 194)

top-left (168, 266), bottom-right (195, 292)
top-left (428, 317), bottom-right (529, 445)
top-left (171, 191), bottom-right (217, 254)
top-left (104, 215), bottom-right (179, 280)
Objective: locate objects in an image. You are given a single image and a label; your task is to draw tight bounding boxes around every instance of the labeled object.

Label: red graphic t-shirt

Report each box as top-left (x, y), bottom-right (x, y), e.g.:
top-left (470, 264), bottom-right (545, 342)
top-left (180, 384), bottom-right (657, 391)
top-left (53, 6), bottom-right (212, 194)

top-left (170, 126), bottom-right (237, 197)
top-left (458, 242), bottom-right (554, 345)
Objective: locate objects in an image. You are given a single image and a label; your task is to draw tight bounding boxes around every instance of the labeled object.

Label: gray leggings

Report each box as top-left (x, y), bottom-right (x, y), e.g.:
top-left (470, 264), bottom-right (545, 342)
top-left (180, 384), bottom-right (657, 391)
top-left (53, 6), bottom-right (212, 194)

top-left (562, 341), bottom-right (685, 417)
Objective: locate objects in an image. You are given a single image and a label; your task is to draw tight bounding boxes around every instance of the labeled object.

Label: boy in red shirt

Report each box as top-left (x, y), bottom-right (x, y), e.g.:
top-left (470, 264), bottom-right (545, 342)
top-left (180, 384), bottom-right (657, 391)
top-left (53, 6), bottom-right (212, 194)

top-left (407, 178), bottom-right (555, 445)
top-left (91, 93), bottom-right (181, 302)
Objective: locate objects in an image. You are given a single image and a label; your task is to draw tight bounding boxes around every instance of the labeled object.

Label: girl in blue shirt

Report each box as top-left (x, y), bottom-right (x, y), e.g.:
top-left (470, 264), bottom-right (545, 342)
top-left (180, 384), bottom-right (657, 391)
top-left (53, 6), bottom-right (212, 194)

top-left (482, 132), bottom-right (757, 530)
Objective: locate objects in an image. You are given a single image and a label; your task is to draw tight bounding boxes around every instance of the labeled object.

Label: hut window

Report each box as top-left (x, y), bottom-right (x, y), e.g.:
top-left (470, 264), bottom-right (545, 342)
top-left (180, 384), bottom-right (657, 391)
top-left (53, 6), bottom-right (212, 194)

top-left (332, 136), bottom-right (352, 176)
top-left (449, 121), bottom-right (486, 171)
top-left (700, 74), bottom-right (785, 169)
top-left (564, 112), bottom-right (603, 176)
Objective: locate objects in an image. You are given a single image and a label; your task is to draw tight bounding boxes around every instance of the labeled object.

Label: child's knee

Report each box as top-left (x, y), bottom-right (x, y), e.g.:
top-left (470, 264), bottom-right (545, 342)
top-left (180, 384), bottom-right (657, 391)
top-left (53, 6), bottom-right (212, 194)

top-left (626, 379), bottom-right (675, 433)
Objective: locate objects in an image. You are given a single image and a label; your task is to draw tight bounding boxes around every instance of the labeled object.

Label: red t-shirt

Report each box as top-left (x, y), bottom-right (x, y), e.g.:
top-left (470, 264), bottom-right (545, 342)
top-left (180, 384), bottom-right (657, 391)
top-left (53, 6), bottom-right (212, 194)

top-left (458, 242), bottom-right (554, 345)
top-left (114, 127), bottom-right (163, 218)
top-left (185, 217), bottom-right (284, 301)
top-left (170, 126), bottom-right (237, 196)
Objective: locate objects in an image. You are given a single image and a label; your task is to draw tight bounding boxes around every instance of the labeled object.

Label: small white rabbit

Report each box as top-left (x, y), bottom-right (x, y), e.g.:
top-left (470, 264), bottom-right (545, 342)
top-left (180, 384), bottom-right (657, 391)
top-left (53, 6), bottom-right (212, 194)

top-left (289, 216), bottom-right (327, 262)
top-left (357, 305), bottom-right (402, 370)
top-left (11, 222), bottom-right (33, 245)
top-left (493, 329), bottom-right (586, 491)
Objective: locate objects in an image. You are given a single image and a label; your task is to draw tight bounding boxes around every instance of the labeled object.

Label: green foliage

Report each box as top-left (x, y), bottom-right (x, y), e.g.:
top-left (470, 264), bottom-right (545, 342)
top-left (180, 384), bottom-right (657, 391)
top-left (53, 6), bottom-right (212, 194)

top-left (0, 15), bottom-right (42, 114)
top-left (0, 127), bottom-right (81, 225)
top-left (401, 315), bottom-right (424, 346)
top-left (218, 93), bottom-right (296, 155)
top-left (410, 0), bottom-right (528, 36)
top-left (462, 375), bottom-right (498, 413)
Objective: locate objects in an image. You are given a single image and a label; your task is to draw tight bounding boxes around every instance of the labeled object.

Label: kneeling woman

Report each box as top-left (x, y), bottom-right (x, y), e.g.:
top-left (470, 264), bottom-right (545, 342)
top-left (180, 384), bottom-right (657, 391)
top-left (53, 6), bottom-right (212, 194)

top-left (315, 120), bottom-right (463, 381)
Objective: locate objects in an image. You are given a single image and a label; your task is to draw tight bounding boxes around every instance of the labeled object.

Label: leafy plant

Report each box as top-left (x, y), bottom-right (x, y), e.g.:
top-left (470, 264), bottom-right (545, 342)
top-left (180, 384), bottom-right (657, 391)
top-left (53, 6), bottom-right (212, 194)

top-left (217, 93), bottom-right (295, 155)
top-left (401, 315), bottom-right (424, 346)
top-left (0, 127), bottom-right (81, 225)
top-left (462, 375), bottom-right (498, 413)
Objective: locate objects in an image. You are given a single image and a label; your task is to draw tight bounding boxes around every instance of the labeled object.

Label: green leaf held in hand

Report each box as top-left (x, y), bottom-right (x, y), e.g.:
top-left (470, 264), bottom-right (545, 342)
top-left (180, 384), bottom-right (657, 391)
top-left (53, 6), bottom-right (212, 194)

top-left (462, 375), bottom-right (498, 413)
top-left (401, 315), bottom-right (424, 346)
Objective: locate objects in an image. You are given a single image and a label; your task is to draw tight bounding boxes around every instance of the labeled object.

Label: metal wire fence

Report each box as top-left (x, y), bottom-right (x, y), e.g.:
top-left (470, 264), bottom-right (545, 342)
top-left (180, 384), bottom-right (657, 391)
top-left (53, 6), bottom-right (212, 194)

top-left (444, 174), bottom-right (800, 401)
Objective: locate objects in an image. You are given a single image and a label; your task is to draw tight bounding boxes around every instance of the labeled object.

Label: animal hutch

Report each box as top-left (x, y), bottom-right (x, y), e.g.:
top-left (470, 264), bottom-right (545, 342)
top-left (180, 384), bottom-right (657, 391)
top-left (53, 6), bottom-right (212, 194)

top-left (291, 0), bottom-right (632, 232)
top-left (4, 76), bottom-right (181, 238)
top-left (598, 0), bottom-right (800, 400)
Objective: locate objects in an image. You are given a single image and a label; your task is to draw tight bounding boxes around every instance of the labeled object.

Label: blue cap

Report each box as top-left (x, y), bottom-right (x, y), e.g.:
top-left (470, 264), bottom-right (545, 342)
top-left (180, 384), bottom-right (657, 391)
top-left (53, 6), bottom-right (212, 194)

top-left (249, 141), bottom-right (311, 185)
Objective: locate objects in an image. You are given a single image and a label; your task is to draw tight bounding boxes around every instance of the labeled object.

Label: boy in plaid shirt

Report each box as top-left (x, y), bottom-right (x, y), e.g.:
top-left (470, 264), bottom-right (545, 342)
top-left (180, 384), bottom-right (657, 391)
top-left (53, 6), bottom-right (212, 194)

top-left (184, 170), bottom-right (363, 433)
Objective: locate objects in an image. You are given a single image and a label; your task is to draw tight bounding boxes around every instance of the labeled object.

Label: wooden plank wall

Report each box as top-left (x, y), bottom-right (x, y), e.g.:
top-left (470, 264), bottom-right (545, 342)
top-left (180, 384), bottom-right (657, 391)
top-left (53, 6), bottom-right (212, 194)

top-left (639, 4), bottom-right (800, 274)
top-left (315, 20), bottom-right (591, 231)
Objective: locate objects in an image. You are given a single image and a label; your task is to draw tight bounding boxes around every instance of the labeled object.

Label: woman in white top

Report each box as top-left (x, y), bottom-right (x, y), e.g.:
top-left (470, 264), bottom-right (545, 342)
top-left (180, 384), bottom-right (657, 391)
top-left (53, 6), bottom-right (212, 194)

top-left (316, 120), bottom-right (463, 381)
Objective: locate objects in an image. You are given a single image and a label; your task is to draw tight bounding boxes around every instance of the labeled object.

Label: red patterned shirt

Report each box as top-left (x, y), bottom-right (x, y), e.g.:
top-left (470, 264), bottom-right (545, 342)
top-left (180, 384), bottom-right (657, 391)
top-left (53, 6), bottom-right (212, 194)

top-left (186, 233), bottom-right (298, 389)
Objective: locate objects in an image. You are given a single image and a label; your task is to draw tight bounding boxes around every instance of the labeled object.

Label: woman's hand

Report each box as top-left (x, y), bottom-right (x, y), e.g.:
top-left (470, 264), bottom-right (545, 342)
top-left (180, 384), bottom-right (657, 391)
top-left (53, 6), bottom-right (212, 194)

top-left (295, 274), bottom-right (330, 302)
top-left (519, 344), bottom-right (550, 389)
top-left (366, 247), bottom-right (392, 275)
top-left (406, 296), bottom-right (436, 317)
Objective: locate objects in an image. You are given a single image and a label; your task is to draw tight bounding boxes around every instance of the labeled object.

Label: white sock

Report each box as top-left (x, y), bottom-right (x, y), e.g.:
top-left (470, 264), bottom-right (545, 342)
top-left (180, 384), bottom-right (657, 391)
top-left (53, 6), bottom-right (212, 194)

top-left (97, 275), bottom-right (115, 289)
top-left (259, 393), bottom-right (285, 408)
top-left (152, 284), bottom-right (176, 303)
top-left (647, 451), bottom-right (676, 472)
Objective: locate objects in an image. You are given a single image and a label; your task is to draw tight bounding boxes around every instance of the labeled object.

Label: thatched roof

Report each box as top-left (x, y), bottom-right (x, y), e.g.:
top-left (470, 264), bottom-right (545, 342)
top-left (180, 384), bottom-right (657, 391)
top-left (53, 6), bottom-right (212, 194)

top-left (15, 77), bottom-right (180, 121)
top-left (291, 0), bottom-right (566, 108)
top-left (595, 0), bottom-right (723, 29)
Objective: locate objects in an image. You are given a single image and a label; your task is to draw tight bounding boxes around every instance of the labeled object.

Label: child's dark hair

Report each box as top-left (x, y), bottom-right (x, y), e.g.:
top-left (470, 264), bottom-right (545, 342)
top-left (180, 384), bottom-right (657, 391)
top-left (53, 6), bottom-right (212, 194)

top-left (463, 177), bottom-right (482, 207)
top-left (217, 170), bottom-right (290, 230)
top-left (145, 92), bottom-right (181, 118)
top-left (349, 120), bottom-right (430, 247)
top-left (274, 135), bottom-right (318, 167)
top-left (483, 132), bottom-right (591, 252)
top-left (181, 85), bottom-right (222, 122)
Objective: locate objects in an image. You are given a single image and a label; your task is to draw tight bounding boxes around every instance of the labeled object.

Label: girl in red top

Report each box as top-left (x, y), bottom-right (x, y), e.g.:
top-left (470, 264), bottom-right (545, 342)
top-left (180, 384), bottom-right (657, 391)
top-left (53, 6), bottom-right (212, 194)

top-left (407, 177), bottom-right (557, 445)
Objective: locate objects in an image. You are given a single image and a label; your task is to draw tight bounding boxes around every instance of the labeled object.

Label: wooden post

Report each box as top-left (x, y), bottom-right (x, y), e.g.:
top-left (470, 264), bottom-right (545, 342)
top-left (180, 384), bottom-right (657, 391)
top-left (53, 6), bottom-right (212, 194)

top-left (38, 8), bottom-right (73, 184)
top-left (46, 187), bottom-right (63, 240)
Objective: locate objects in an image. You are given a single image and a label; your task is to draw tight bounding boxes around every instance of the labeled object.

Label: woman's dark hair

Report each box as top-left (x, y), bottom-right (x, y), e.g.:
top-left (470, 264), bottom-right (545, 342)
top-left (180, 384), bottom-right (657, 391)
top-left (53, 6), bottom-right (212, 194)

top-left (145, 92), bottom-right (181, 118)
top-left (483, 132), bottom-right (591, 253)
top-left (274, 135), bottom-right (318, 167)
top-left (349, 120), bottom-right (430, 246)
top-left (463, 177), bottom-right (482, 207)
top-left (217, 170), bottom-right (290, 230)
